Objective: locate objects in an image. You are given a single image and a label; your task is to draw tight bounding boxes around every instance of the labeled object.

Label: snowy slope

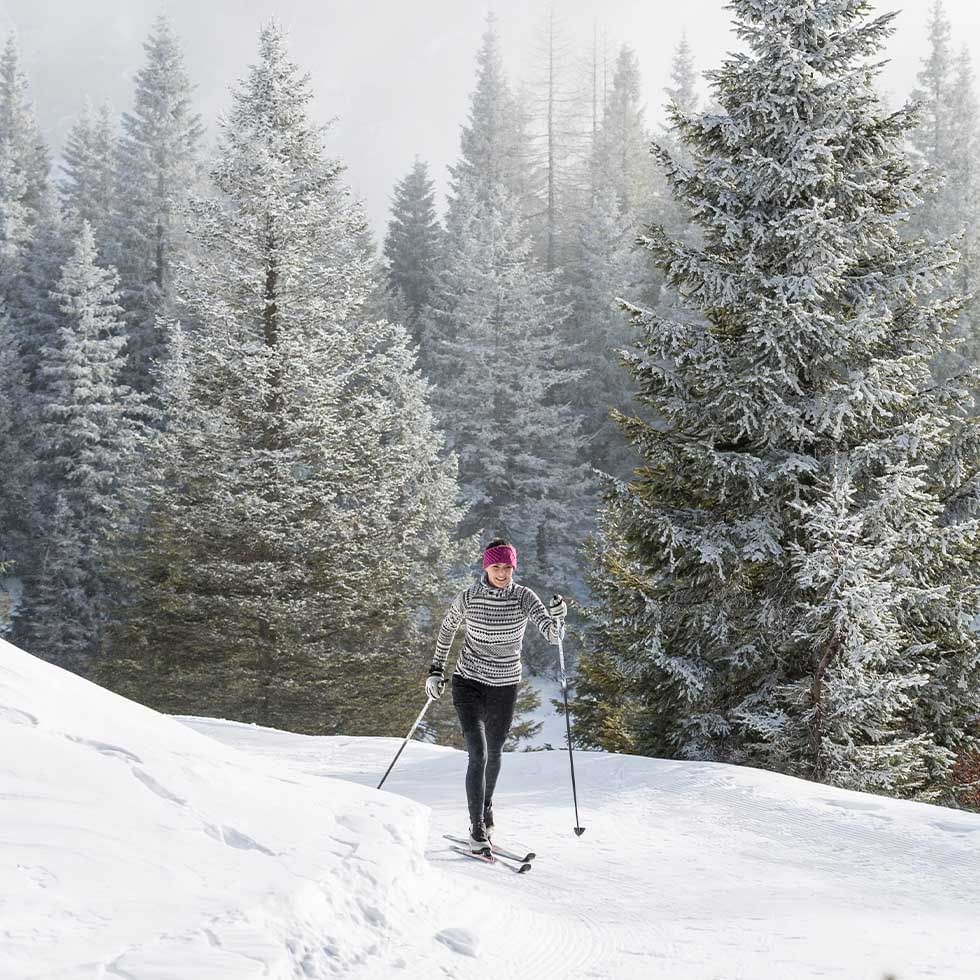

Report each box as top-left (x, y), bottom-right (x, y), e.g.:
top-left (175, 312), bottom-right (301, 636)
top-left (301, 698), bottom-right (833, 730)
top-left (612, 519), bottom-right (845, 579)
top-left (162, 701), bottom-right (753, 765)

top-left (0, 638), bottom-right (440, 979)
top-left (3, 637), bottom-right (980, 979)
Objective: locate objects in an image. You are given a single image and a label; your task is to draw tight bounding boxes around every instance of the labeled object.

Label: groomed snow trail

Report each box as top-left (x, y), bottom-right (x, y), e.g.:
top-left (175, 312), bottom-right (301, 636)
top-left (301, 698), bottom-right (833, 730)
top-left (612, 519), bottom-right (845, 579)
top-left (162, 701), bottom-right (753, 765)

top-left (188, 717), bottom-right (980, 980)
top-left (3, 634), bottom-right (978, 980)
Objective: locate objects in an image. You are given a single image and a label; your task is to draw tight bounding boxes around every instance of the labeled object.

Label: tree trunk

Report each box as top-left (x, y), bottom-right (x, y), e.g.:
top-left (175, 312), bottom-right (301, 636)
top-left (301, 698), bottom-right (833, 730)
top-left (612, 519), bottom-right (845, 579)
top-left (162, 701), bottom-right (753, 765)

top-left (810, 636), bottom-right (839, 779)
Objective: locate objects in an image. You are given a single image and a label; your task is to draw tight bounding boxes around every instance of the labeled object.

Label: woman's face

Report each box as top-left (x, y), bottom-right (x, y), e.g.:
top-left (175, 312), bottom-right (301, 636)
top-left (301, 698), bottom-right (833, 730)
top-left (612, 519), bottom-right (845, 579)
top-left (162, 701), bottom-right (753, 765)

top-left (486, 562), bottom-right (514, 588)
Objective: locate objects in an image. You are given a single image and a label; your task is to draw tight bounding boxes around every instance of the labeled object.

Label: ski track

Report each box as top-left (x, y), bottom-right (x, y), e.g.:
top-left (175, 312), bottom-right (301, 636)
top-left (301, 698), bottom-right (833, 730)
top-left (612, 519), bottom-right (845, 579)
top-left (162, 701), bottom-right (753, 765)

top-left (427, 848), bottom-right (607, 980)
top-left (382, 750), bottom-right (979, 980)
top-left (143, 718), bottom-right (980, 980)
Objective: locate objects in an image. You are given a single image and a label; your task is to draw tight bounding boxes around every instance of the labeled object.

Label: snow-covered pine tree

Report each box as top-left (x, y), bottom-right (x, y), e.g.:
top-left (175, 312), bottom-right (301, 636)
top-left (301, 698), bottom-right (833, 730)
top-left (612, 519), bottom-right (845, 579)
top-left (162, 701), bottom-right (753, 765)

top-left (665, 35), bottom-right (699, 117)
top-left (1, 189), bottom-right (73, 652)
top-left (0, 34), bottom-right (48, 293)
top-left (579, 0), bottom-right (980, 801)
top-left (505, 679), bottom-right (544, 748)
top-left (658, 36), bottom-right (701, 245)
top-left (908, 1), bottom-right (980, 372)
top-left (113, 14), bottom-right (203, 394)
top-left (60, 100), bottom-right (118, 250)
top-left (107, 24), bottom-right (469, 736)
top-left (946, 48), bottom-right (980, 374)
top-left (9, 188), bottom-right (73, 393)
top-left (948, 48), bottom-right (980, 309)
top-left (427, 181), bottom-right (593, 600)
top-left (525, 4), bottom-right (586, 272)
top-left (445, 16), bottom-right (536, 244)
top-left (910, 1), bottom-right (955, 240)
top-left (591, 46), bottom-right (656, 229)
top-left (21, 223), bottom-right (143, 672)
top-left (382, 157), bottom-right (442, 363)
top-left (422, 22), bottom-right (593, 606)
top-left (0, 301), bottom-right (32, 593)
top-left (563, 44), bottom-right (665, 481)
top-left (566, 186), bottom-right (645, 480)
top-left (0, 124), bottom-right (29, 293)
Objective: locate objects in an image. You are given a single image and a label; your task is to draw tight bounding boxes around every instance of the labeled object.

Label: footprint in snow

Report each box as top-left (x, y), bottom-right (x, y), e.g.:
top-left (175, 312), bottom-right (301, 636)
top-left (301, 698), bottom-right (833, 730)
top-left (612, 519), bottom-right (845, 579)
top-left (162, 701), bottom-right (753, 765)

top-left (358, 902), bottom-right (387, 928)
top-left (133, 768), bottom-right (187, 806)
top-left (435, 928), bottom-right (479, 958)
top-left (66, 736), bottom-right (143, 765)
top-left (203, 822), bottom-right (276, 856)
top-left (17, 864), bottom-right (56, 889)
top-left (0, 704), bottom-right (39, 727)
top-left (384, 821), bottom-right (407, 844)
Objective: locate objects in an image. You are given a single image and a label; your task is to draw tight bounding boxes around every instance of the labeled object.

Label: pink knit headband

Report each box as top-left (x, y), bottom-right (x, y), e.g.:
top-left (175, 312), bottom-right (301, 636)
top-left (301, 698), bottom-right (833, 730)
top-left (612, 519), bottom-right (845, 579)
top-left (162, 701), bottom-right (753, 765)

top-left (483, 544), bottom-right (517, 569)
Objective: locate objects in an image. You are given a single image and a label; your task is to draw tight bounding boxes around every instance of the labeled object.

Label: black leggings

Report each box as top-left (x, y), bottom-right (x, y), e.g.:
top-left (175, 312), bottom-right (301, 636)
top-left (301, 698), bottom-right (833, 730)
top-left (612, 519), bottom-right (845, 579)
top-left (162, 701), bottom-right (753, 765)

top-left (452, 675), bottom-right (519, 828)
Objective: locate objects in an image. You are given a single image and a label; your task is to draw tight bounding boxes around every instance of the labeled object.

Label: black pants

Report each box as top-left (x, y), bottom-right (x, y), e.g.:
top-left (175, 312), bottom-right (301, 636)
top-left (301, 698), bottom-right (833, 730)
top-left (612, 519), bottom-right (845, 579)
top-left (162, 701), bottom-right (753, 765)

top-left (452, 674), bottom-right (519, 829)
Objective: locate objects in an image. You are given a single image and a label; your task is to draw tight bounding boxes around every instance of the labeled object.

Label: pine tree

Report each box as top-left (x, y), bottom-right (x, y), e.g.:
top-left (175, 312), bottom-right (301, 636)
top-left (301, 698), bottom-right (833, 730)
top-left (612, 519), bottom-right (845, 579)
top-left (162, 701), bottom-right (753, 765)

top-left (106, 24), bottom-right (469, 735)
top-left (567, 186), bottom-right (645, 479)
top-left (424, 20), bottom-right (594, 604)
top-left (425, 177), bottom-right (592, 604)
top-left (382, 157), bottom-right (442, 360)
top-left (579, 0), bottom-right (980, 800)
top-left (910, 1), bottom-right (955, 240)
top-left (22, 223), bottom-right (143, 672)
top-left (446, 16), bottom-right (536, 242)
top-left (9, 188), bottom-right (73, 390)
top-left (567, 642), bottom-right (635, 754)
top-left (0, 34), bottom-right (48, 292)
top-left (506, 679), bottom-right (544, 748)
top-left (658, 36), bottom-right (701, 244)
top-left (0, 301), bottom-right (31, 594)
top-left (113, 14), bottom-right (203, 394)
top-left (908, 2), bottom-right (980, 370)
top-left (664, 35), bottom-right (699, 116)
top-left (0, 188), bottom-right (75, 651)
top-left (565, 45), bottom-right (666, 481)
top-left (947, 47), bottom-right (980, 363)
top-left (61, 100), bottom-right (118, 248)
top-left (592, 46), bottom-right (655, 226)
top-left (525, 4), bottom-right (587, 271)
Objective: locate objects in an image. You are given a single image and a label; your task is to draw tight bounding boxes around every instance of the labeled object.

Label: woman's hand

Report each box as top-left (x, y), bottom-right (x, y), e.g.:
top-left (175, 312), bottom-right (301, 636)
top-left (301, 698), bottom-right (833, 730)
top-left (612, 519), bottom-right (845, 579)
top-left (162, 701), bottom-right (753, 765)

top-left (547, 594), bottom-right (567, 619)
top-left (425, 672), bottom-right (446, 700)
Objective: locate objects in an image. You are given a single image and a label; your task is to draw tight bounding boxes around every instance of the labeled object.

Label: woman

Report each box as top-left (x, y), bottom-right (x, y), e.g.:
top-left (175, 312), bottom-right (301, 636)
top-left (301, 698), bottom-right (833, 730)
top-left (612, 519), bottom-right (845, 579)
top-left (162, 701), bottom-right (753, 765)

top-left (426, 538), bottom-right (566, 853)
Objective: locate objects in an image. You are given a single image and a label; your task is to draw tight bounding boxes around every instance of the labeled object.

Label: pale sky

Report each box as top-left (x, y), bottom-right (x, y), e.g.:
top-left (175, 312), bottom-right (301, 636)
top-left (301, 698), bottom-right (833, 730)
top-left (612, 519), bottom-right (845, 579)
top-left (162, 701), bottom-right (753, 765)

top-left (2, 0), bottom-right (979, 238)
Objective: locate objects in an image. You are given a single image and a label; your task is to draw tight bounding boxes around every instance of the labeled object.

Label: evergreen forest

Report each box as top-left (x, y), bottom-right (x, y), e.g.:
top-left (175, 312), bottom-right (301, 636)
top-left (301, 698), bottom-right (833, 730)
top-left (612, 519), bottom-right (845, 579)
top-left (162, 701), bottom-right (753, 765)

top-left (2, 1), bottom-right (980, 809)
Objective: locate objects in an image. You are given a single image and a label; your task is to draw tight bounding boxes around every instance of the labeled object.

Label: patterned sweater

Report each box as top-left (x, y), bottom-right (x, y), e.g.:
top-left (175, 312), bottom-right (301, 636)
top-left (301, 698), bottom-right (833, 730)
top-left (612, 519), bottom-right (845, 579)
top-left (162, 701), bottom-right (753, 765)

top-left (431, 574), bottom-right (563, 686)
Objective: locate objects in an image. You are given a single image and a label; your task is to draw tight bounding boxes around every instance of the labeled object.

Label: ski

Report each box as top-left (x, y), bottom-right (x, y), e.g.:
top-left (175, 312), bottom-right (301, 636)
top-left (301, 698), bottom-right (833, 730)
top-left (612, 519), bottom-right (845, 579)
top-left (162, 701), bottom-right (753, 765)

top-left (443, 834), bottom-right (536, 865)
top-left (448, 844), bottom-right (532, 874)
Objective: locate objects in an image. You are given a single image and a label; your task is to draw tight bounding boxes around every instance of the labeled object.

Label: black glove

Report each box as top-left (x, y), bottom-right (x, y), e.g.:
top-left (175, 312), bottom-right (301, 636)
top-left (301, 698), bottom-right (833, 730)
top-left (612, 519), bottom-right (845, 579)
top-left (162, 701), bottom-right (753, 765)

top-left (547, 594), bottom-right (568, 619)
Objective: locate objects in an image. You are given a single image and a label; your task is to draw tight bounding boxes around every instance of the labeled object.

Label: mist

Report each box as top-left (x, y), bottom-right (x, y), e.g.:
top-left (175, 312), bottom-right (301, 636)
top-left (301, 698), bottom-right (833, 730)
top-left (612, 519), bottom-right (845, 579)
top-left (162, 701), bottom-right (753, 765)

top-left (2, 0), bottom-right (977, 237)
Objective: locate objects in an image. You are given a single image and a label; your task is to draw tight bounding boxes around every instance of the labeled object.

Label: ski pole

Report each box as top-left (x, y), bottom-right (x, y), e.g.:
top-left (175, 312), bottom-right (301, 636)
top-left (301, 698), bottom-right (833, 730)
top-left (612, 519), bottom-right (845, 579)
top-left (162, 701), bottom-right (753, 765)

top-left (377, 696), bottom-right (435, 790)
top-left (555, 601), bottom-right (585, 837)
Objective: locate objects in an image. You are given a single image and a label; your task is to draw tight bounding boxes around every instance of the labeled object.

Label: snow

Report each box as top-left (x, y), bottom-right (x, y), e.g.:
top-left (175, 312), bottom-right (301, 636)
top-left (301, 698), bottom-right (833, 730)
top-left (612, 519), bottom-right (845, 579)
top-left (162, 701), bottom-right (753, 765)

top-left (3, 635), bottom-right (980, 979)
top-left (524, 673), bottom-right (571, 749)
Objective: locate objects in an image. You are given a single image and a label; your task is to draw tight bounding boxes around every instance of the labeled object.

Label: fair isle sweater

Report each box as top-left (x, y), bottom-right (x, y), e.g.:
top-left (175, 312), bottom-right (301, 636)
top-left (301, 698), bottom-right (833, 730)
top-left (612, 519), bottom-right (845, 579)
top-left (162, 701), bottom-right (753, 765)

top-left (431, 574), bottom-right (563, 687)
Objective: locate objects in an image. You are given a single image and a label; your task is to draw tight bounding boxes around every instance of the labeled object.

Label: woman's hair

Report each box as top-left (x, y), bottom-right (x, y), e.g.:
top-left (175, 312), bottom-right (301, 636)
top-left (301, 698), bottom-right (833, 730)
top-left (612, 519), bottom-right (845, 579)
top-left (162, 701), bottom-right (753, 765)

top-left (485, 537), bottom-right (512, 550)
